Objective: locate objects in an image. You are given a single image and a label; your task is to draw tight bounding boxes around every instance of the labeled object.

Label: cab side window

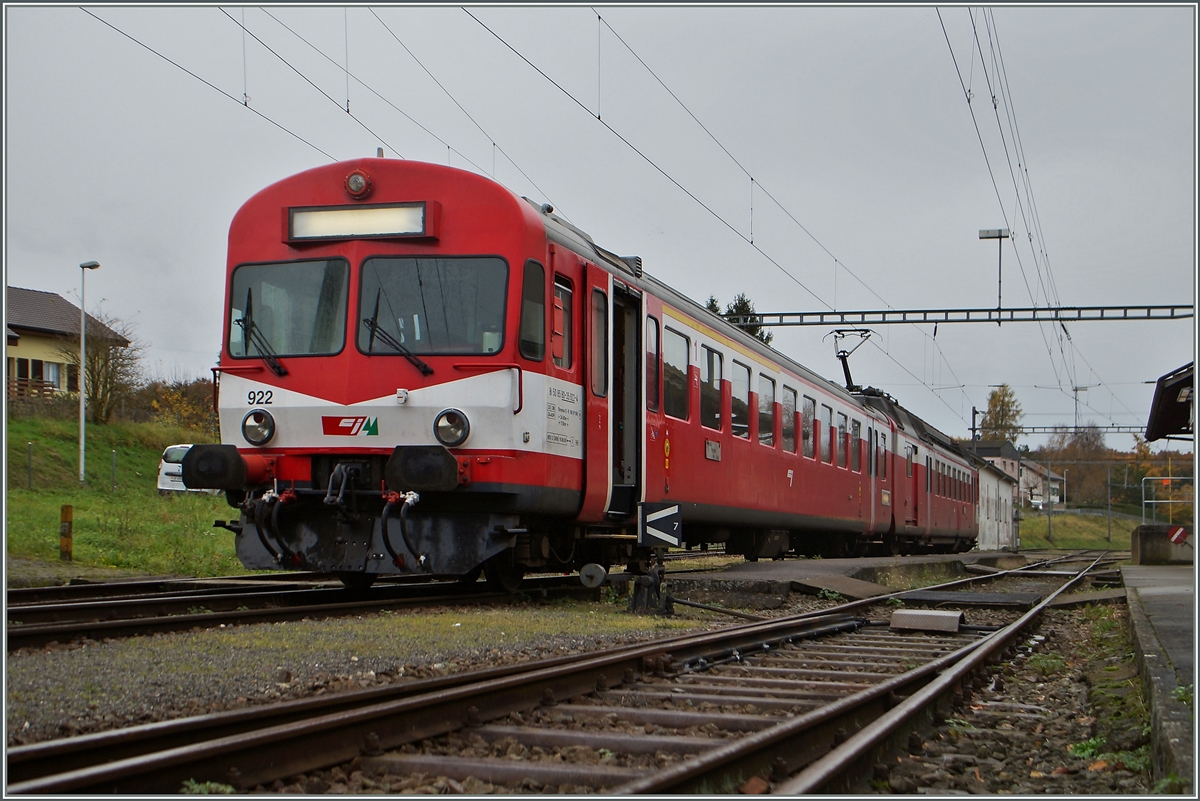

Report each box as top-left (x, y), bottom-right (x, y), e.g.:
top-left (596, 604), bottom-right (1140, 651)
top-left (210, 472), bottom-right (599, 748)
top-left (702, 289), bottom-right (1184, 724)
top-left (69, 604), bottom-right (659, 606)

top-left (519, 260), bottom-right (545, 361)
top-left (552, 277), bottom-right (573, 368)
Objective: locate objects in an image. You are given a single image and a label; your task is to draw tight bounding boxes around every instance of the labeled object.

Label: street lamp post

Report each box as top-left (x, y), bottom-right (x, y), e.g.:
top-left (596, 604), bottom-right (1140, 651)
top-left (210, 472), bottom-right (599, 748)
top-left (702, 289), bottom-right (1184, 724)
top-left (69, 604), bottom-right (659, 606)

top-left (79, 260), bottom-right (100, 486)
top-left (979, 229), bottom-right (1011, 316)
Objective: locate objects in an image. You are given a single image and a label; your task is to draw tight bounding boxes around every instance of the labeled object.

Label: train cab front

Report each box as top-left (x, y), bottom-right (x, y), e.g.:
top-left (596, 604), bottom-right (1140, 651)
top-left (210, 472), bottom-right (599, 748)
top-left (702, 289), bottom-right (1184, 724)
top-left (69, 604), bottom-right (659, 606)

top-left (188, 159), bottom-right (585, 586)
top-left (183, 436), bottom-right (521, 581)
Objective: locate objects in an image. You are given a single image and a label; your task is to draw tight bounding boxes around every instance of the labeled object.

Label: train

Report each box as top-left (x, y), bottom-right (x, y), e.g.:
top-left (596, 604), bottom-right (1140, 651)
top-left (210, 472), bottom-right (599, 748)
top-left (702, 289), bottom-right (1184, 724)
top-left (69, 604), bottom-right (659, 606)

top-left (183, 158), bottom-right (979, 590)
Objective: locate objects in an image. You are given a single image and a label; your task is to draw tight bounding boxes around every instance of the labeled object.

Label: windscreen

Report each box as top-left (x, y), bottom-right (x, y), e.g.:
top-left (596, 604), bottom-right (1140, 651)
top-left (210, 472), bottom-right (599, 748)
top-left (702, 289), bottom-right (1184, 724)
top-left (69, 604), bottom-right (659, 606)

top-left (358, 257), bottom-right (508, 355)
top-left (229, 259), bottom-right (349, 357)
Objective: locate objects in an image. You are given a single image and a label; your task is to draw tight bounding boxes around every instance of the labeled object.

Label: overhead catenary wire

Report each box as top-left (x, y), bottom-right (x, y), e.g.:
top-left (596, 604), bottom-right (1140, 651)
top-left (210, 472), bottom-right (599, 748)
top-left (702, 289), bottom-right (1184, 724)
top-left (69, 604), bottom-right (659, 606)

top-left (218, 9), bottom-right (403, 159)
top-left (79, 8), bottom-right (335, 161)
top-left (592, 9), bottom-right (975, 424)
top-left (969, 8), bottom-right (1145, 429)
top-left (83, 7), bottom-right (1149, 440)
top-left (465, 8), bottom-right (834, 312)
top-left (363, 8), bottom-right (559, 209)
top-left (469, 7), bottom-right (974, 427)
top-left (937, 8), bottom-right (1069, 393)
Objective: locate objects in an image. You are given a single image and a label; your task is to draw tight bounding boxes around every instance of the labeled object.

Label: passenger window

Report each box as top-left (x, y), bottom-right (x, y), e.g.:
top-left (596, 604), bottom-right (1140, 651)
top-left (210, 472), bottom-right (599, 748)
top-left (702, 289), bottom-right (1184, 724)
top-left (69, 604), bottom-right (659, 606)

top-left (782, 387), bottom-right (797, 453)
top-left (663, 327), bottom-right (689, 420)
top-left (836, 413), bottom-right (848, 467)
top-left (731, 362), bottom-right (751, 439)
top-left (868, 426), bottom-right (875, 476)
top-left (552, 277), bottom-right (572, 368)
top-left (821, 405), bottom-right (834, 463)
top-left (851, 420), bottom-right (862, 472)
top-left (700, 346), bottom-right (723, 431)
top-left (802, 396), bottom-right (816, 459)
top-left (646, 317), bottom-right (660, 412)
top-left (879, 431), bottom-right (887, 479)
top-left (589, 290), bottom-right (607, 396)
top-left (758, 375), bottom-right (775, 447)
top-left (519, 260), bottom-right (545, 361)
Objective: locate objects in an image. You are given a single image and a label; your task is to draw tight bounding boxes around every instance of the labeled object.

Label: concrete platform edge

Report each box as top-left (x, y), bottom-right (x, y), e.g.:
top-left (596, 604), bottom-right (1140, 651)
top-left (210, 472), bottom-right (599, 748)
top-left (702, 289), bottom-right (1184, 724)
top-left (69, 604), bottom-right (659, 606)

top-left (1125, 581), bottom-right (1194, 790)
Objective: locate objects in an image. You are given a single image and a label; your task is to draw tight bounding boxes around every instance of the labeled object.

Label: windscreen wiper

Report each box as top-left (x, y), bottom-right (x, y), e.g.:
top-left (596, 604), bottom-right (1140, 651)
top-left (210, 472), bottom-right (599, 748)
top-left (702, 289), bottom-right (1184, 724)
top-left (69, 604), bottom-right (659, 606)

top-left (235, 288), bottom-right (288, 377)
top-left (363, 289), bottom-right (434, 376)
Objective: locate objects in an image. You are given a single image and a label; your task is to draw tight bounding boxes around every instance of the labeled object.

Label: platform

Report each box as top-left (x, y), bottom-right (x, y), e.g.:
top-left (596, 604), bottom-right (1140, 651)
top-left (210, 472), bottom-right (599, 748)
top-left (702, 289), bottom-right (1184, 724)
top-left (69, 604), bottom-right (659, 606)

top-left (1121, 565), bottom-right (1195, 790)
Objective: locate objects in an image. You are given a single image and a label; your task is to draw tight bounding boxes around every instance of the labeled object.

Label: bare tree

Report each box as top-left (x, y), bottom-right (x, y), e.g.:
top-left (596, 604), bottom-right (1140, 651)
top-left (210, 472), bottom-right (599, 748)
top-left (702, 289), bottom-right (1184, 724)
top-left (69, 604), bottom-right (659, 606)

top-left (57, 309), bottom-right (145, 424)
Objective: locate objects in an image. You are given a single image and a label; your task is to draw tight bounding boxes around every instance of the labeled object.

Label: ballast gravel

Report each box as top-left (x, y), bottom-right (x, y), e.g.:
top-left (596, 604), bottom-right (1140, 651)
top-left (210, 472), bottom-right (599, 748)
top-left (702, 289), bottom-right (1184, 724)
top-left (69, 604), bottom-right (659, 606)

top-left (5, 571), bottom-right (1153, 796)
top-left (5, 610), bottom-right (715, 747)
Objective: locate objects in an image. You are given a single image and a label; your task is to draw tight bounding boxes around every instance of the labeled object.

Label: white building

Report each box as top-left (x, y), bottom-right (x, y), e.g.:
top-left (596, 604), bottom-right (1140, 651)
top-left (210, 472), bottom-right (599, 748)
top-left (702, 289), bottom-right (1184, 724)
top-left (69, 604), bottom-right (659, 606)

top-left (975, 460), bottom-right (1018, 550)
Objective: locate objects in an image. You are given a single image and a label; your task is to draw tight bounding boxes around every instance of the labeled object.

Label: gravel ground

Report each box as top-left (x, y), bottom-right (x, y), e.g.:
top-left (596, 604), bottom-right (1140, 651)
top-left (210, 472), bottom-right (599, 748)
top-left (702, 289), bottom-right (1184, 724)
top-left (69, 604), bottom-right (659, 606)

top-left (6, 561), bottom-right (1153, 796)
top-left (5, 604), bottom-right (711, 746)
top-left (872, 604), bottom-right (1152, 795)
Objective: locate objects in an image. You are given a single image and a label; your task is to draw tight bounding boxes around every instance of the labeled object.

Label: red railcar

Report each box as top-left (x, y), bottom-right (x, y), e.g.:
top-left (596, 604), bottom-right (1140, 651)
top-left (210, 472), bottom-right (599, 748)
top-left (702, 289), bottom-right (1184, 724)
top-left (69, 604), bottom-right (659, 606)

top-left (184, 159), bottom-right (978, 589)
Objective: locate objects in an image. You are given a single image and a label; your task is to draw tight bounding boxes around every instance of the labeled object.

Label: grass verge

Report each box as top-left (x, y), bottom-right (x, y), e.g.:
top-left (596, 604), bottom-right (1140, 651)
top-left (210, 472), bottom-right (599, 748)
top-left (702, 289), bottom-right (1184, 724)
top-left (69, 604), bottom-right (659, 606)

top-left (1018, 512), bottom-right (1137, 550)
top-left (6, 416), bottom-right (243, 580)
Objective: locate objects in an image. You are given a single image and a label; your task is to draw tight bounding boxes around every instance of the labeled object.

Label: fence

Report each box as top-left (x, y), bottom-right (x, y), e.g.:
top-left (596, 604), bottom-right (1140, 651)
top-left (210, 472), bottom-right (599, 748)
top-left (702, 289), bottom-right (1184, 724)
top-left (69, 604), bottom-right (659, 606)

top-left (1142, 476), bottom-right (1196, 526)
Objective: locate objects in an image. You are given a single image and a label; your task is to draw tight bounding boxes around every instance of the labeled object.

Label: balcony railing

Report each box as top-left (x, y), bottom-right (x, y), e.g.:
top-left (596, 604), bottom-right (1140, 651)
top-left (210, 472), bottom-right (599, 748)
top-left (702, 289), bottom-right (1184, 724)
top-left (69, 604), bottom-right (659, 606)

top-left (7, 377), bottom-right (63, 400)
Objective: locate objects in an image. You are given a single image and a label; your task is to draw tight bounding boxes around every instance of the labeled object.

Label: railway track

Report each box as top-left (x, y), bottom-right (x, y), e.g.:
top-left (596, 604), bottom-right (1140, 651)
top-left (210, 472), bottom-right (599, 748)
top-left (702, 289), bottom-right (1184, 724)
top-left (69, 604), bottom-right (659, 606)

top-left (5, 575), bottom-right (592, 652)
top-left (7, 553), bottom-right (1107, 794)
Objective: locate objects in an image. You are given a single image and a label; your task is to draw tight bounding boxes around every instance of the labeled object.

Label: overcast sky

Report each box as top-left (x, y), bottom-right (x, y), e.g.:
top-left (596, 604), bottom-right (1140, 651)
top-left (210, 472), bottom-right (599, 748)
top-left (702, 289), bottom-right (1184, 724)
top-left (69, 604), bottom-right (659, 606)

top-left (4, 5), bottom-right (1196, 452)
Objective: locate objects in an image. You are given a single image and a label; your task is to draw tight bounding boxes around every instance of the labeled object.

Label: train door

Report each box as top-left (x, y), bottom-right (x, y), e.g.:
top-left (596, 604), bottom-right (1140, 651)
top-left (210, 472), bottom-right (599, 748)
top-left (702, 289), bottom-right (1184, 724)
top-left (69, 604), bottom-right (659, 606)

top-left (578, 264), bottom-right (612, 522)
top-left (906, 443), bottom-right (919, 527)
top-left (609, 283), bottom-right (642, 518)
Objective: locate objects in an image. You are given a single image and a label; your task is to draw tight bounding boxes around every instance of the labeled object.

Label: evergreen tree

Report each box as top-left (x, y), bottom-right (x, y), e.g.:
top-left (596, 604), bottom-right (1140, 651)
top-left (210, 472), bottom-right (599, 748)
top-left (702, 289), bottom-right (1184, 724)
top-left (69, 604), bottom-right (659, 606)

top-left (705, 293), bottom-right (773, 346)
top-left (979, 384), bottom-right (1023, 443)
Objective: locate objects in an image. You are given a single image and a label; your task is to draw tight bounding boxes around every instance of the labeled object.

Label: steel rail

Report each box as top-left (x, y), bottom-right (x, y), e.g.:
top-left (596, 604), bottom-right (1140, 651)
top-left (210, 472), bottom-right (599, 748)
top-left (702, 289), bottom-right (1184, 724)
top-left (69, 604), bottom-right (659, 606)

top-left (7, 623), bottom-right (764, 785)
top-left (5, 576), bottom-right (589, 652)
top-left (7, 614), bottom-right (864, 793)
top-left (5, 552), bottom-right (1085, 792)
top-left (4, 571), bottom-right (441, 606)
top-left (612, 554), bottom-right (1104, 794)
top-left (775, 553), bottom-right (1105, 793)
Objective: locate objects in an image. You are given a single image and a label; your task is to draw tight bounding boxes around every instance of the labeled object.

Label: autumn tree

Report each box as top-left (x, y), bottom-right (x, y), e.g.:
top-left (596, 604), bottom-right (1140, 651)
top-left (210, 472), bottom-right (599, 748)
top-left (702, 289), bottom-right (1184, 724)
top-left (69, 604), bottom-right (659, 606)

top-left (1038, 425), bottom-right (1108, 505)
top-left (705, 293), bottom-right (774, 346)
top-left (124, 376), bottom-right (220, 439)
top-left (979, 384), bottom-right (1024, 443)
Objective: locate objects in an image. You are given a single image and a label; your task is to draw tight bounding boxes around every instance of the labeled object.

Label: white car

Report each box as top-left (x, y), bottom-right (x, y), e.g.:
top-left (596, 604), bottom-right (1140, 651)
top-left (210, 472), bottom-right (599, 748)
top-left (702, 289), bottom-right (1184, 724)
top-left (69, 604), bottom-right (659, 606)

top-left (158, 444), bottom-right (217, 494)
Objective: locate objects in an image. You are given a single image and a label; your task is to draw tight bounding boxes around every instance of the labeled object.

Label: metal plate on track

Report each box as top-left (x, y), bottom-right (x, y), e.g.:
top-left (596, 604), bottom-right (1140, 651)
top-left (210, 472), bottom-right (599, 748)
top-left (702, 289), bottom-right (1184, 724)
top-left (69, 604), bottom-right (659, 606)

top-left (890, 609), bottom-right (965, 632)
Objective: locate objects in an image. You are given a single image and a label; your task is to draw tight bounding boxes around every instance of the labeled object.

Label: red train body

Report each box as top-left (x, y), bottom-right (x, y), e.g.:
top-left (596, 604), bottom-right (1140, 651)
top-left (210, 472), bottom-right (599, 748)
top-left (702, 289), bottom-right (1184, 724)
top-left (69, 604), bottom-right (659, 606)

top-left (184, 159), bottom-right (978, 588)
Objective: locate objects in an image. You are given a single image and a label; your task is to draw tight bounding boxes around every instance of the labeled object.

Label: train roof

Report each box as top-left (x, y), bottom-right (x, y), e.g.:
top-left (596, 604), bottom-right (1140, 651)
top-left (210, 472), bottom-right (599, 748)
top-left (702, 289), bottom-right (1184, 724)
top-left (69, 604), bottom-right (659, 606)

top-left (532, 199), bottom-right (971, 461)
top-left (530, 200), bottom-right (875, 407)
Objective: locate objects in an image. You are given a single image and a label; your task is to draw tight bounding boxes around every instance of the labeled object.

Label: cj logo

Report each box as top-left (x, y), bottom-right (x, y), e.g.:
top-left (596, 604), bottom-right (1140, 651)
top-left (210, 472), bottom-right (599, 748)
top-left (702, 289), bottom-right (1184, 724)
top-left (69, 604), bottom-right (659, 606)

top-left (321, 416), bottom-right (378, 436)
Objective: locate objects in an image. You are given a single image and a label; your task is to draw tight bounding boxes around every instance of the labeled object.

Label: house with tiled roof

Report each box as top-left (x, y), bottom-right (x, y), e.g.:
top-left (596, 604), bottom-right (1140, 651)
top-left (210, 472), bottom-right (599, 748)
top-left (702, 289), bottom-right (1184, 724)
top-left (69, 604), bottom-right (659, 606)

top-left (966, 439), bottom-right (1063, 511)
top-left (6, 286), bottom-right (127, 399)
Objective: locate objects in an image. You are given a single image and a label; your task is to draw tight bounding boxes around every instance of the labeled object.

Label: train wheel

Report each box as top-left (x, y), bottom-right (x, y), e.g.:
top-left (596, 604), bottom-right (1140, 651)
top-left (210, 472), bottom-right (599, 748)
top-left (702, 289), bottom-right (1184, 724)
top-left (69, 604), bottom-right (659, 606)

top-left (337, 572), bottom-right (377, 591)
top-left (483, 556), bottom-right (525, 593)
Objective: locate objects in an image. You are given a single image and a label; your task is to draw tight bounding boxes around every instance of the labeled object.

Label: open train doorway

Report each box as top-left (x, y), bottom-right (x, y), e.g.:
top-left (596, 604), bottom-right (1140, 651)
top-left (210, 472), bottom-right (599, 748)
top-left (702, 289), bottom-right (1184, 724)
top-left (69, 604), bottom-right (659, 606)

top-left (609, 285), bottom-right (642, 518)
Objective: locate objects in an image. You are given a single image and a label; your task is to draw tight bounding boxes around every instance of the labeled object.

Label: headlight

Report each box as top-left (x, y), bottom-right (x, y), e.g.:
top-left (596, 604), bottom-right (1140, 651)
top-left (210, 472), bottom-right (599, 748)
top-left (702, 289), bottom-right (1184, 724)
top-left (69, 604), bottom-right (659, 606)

top-left (433, 408), bottom-right (470, 447)
top-left (242, 409), bottom-right (276, 446)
